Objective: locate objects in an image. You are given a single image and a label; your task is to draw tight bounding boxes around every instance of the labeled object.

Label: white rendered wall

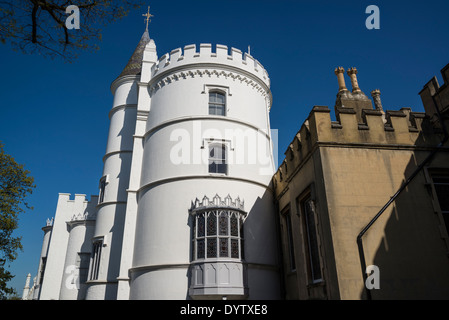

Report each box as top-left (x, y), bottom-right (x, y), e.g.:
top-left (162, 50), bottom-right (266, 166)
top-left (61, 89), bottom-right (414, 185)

top-left (85, 76), bottom-right (138, 300)
top-left (117, 39), bottom-right (158, 299)
top-left (129, 44), bottom-right (280, 299)
top-left (59, 220), bottom-right (95, 300)
top-left (38, 194), bottom-right (91, 300)
top-left (34, 224), bottom-right (52, 299)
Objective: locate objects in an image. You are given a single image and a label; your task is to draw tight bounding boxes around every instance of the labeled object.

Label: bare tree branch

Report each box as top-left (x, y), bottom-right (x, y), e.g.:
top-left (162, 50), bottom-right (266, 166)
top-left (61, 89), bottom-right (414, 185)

top-left (0, 0), bottom-right (145, 62)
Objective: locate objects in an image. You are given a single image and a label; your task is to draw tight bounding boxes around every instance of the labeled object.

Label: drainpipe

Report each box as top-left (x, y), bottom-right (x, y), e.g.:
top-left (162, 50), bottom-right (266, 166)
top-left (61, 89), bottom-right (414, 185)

top-left (356, 95), bottom-right (448, 300)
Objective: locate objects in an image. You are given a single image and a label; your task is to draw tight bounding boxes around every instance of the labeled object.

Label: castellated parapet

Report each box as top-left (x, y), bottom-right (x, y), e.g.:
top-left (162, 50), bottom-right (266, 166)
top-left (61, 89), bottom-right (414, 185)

top-left (149, 44), bottom-right (270, 92)
top-left (272, 66), bottom-right (440, 191)
top-left (273, 104), bottom-right (432, 191)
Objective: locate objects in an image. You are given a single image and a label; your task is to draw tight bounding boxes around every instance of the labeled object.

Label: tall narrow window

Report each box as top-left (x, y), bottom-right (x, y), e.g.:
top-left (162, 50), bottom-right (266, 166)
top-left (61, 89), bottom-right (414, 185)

top-left (282, 208), bottom-right (296, 271)
top-left (432, 175), bottom-right (449, 234)
top-left (89, 239), bottom-right (103, 281)
top-left (209, 92), bottom-right (226, 116)
top-left (76, 253), bottom-right (91, 284)
top-left (98, 176), bottom-right (107, 204)
top-left (39, 257), bottom-right (47, 285)
top-left (301, 197), bottom-right (322, 283)
top-left (209, 144), bottom-right (227, 174)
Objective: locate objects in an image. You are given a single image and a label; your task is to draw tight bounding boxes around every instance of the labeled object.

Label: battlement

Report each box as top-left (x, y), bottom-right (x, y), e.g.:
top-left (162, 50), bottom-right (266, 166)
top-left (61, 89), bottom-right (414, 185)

top-left (272, 65), bottom-right (448, 190)
top-left (419, 63), bottom-right (449, 123)
top-left (273, 105), bottom-right (436, 189)
top-left (150, 44), bottom-right (270, 88)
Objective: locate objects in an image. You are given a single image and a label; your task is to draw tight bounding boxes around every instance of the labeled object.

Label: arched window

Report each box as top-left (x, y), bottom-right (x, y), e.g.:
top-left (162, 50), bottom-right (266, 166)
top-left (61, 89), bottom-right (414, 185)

top-left (209, 91), bottom-right (226, 116)
top-left (209, 144), bottom-right (227, 174)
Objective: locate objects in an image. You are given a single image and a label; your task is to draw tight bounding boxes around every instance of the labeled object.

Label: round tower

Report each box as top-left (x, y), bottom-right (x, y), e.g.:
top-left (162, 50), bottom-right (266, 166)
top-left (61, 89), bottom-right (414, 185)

top-left (34, 218), bottom-right (53, 299)
top-left (129, 44), bottom-right (280, 299)
top-left (59, 210), bottom-right (96, 300)
top-left (85, 30), bottom-right (153, 300)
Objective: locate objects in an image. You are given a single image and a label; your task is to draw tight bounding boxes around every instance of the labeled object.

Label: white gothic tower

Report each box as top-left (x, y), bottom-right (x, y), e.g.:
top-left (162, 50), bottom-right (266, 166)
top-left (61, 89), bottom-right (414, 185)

top-left (28, 23), bottom-right (281, 300)
top-left (128, 40), bottom-right (280, 299)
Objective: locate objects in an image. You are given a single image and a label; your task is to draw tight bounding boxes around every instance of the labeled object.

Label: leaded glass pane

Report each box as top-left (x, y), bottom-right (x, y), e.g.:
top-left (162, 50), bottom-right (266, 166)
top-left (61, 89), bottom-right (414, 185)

top-left (209, 92), bottom-right (217, 103)
top-left (209, 161), bottom-right (217, 173)
top-left (304, 199), bottom-right (322, 281)
top-left (216, 93), bottom-right (225, 104)
top-left (230, 214), bottom-right (238, 237)
top-left (215, 105), bottom-right (225, 116)
top-left (209, 92), bottom-right (225, 116)
top-left (197, 239), bottom-right (205, 259)
top-left (219, 211), bottom-right (228, 235)
top-left (217, 162), bottom-right (226, 174)
top-left (219, 238), bottom-right (228, 257)
top-left (192, 207), bottom-right (244, 261)
top-left (207, 238), bottom-right (217, 258)
top-left (197, 214), bottom-right (205, 237)
top-left (209, 92), bottom-right (225, 104)
top-left (207, 212), bottom-right (216, 236)
top-left (231, 239), bottom-right (239, 258)
top-left (209, 145), bottom-right (227, 174)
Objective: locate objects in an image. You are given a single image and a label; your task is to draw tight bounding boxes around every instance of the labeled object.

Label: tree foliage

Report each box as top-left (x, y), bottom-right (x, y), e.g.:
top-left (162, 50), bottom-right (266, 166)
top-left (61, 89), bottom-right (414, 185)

top-left (0, 142), bottom-right (35, 299)
top-left (0, 0), bottom-right (144, 62)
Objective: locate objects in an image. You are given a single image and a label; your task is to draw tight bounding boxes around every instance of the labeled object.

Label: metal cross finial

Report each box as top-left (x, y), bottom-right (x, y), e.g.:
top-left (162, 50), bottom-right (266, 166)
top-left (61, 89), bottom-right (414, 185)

top-left (143, 6), bottom-right (154, 31)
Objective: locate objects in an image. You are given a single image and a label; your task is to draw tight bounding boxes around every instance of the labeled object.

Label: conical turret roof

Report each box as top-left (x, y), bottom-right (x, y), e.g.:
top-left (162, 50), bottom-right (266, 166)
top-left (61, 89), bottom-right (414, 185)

top-left (117, 29), bottom-right (151, 79)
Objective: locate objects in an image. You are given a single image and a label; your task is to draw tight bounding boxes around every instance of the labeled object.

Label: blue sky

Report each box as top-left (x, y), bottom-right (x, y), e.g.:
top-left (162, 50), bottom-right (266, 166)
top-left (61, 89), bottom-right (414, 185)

top-left (1, 0), bottom-right (448, 295)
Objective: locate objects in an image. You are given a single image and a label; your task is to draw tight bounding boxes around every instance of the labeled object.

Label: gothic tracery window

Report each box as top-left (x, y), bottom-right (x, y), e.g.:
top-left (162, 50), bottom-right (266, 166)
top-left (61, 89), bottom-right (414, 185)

top-left (190, 195), bottom-right (245, 262)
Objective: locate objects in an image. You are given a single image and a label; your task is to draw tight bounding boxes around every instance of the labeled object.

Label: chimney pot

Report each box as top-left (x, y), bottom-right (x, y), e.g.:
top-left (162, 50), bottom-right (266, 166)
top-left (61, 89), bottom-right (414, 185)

top-left (334, 67), bottom-right (348, 93)
top-left (347, 67), bottom-right (362, 93)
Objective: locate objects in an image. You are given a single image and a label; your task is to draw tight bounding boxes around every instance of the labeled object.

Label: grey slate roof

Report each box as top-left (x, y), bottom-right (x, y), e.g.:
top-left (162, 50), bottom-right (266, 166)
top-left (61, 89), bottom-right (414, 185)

top-left (117, 30), bottom-right (151, 79)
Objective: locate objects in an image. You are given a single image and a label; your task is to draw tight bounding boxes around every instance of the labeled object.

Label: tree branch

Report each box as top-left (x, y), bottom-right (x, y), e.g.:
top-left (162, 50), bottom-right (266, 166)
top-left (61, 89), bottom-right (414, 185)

top-left (31, 2), bottom-right (38, 43)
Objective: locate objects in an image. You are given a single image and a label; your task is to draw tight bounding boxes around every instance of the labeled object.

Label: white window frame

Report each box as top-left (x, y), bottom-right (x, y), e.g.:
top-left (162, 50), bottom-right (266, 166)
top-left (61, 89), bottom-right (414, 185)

top-left (202, 84), bottom-right (231, 116)
top-left (98, 175), bottom-right (109, 204)
top-left (208, 91), bottom-right (227, 116)
top-left (207, 142), bottom-right (229, 175)
top-left (88, 237), bottom-right (104, 281)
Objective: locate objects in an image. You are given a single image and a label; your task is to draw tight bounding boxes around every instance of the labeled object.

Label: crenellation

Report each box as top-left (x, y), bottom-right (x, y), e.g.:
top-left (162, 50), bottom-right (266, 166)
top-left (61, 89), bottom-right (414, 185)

top-left (362, 109), bottom-right (385, 136)
top-left (299, 119), bottom-right (312, 156)
top-left (231, 47), bottom-right (243, 62)
top-left (409, 112), bottom-right (426, 131)
top-left (216, 44), bottom-right (228, 57)
top-left (150, 44), bottom-right (270, 87)
top-left (400, 108), bottom-right (420, 132)
top-left (275, 100), bottom-right (433, 186)
top-left (200, 43), bottom-right (212, 56)
top-left (274, 101), bottom-right (432, 195)
top-left (273, 63), bottom-right (449, 300)
top-left (184, 44), bottom-right (197, 58)
top-left (170, 48), bottom-right (182, 61)
top-left (159, 53), bottom-right (169, 66)
top-left (420, 63), bottom-right (449, 127)
top-left (308, 106), bottom-right (332, 143)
